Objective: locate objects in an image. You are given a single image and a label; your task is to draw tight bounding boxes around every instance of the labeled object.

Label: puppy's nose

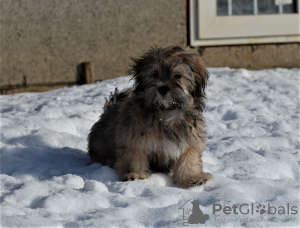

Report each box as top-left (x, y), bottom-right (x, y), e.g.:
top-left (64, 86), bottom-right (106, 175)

top-left (158, 86), bottom-right (169, 96)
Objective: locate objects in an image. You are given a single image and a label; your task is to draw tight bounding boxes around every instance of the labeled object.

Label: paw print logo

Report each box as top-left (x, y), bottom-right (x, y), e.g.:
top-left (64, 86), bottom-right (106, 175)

top-left (256, 204), bottom-right (266, 214)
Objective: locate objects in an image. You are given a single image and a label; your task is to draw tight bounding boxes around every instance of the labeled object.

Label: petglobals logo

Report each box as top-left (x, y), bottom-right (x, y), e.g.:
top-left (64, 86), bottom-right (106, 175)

top-left (213, 203), bottom-right (298, 215)
top-left (179, 200), bottom-right (298, 226)
top-left (179, 199), bottom-right (210, 226)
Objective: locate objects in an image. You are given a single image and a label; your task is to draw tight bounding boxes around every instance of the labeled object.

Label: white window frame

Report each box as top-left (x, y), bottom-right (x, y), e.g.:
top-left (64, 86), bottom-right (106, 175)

top-left (190, 0), bottom-right (300, 46)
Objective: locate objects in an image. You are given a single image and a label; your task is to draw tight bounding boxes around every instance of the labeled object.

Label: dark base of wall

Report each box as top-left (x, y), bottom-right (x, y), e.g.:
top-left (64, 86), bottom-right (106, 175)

top-left (197, 43), bottom-right (300, 70)
top-left (0, 82), bottom-right (77, 95)
top-left (1, 61), bottom-right (95, 95)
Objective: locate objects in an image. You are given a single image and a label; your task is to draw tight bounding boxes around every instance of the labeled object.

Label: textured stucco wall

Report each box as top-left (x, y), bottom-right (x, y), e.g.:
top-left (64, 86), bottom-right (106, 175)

top-left (1, 0), bottom-right (299, 93)
top-left (0, 0), bottom-right (186, 86)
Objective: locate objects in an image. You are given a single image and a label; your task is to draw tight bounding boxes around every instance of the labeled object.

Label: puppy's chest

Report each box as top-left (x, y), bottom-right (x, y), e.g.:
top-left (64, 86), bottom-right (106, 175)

top-left (138, 129), bottom-right (185, 160)
top-left (137, 118), bottom-right (190, 160)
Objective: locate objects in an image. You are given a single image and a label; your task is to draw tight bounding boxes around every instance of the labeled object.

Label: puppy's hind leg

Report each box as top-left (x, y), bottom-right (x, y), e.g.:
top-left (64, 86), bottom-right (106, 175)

top-left (114, 150), bottom-right (152, 181)
top-left (172, 145), bottom-right (212, 188)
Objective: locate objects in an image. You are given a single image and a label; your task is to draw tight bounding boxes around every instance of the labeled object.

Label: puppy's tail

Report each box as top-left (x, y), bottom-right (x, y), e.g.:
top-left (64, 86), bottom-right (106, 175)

top-left (103, 87), bottom-right (132, 112)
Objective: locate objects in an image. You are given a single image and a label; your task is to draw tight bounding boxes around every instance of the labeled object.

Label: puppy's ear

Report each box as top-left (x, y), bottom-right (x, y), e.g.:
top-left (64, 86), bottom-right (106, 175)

top-left (127, 46), bottom-right (158, 91)
top-left (127, 56), bottom-right (146, 91)
top-left (186, 54), bottom-right (209, 98)
top-left (193, 58), bottom-right (209, 98)
top-left (127, 56), bottom-right (146, 77)
top-left (175, 49), bottom-right (208, 98)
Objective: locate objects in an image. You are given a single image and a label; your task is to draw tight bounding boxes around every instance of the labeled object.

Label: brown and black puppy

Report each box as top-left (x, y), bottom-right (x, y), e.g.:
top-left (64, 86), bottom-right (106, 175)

top-left (88, 46), bottom-right (212, 188)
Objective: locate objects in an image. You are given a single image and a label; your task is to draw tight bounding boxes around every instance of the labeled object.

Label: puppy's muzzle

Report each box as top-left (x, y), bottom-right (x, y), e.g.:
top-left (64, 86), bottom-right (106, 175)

top-left (158, 86), bottom-right (169, 96)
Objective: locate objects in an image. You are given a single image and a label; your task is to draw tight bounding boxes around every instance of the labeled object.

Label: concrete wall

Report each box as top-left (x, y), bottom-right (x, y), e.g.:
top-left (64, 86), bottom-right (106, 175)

top-left (0, 0), bottom-right (186, 88)
top-left (197, 43), bottom-right (300, 70)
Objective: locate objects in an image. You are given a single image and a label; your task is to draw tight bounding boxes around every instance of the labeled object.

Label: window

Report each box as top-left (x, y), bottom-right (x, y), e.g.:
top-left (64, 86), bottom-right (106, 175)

top-left (189, 0), bottom-right (300, 46)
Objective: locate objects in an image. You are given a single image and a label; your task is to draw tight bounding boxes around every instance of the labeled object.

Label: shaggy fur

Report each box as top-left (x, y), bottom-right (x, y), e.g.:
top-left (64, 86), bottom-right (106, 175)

top-left (88, 46), bottom-right (212, 188)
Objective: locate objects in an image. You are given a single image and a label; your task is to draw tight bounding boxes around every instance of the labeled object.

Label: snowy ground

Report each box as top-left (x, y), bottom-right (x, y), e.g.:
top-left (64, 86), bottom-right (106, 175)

top-left (0, 68), bottom-right (299, 227)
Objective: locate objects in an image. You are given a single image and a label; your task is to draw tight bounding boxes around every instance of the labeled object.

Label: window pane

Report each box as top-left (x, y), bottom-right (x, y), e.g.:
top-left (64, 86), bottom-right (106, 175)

top-left (216, 0), bottom-right (297, 16)
top-left (258, 0), bottom-right (278, 14)
top-left (232, 0), bottom-right (254, 15)
top-left (283, 0), bottom-right (297, 13)
top-left (217, 0), bottom-right (228, 16)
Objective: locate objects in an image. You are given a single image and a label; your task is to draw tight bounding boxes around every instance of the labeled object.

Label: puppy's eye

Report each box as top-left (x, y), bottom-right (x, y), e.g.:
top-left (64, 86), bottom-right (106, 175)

top-left (153, 73), bottom-right (159, 79)
top-left (174, 74), bottom-right (182, 79)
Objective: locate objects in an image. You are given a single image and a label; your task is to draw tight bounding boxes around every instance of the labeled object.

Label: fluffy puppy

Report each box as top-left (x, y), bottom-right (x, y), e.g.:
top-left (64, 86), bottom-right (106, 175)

top-left (88, 46), bottom-right (212, 188)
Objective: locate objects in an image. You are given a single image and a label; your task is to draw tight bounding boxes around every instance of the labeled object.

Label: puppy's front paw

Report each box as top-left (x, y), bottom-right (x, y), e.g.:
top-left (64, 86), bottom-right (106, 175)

top-left (191, 172), bottom-right (212, 186)
top-left (174, 172), bottom-right (212, 188)
top-left (123, 171), bottom-right (152, 181)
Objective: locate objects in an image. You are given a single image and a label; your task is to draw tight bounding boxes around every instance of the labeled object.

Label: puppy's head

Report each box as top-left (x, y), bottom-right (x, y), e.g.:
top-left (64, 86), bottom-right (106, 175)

top-left (128, 46), bottom-right (209, 111)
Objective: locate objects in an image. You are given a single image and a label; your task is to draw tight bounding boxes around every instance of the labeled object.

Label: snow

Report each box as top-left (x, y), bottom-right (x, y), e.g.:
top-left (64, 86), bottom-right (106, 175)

top-left (0, 68), bottom-right (299, 227)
